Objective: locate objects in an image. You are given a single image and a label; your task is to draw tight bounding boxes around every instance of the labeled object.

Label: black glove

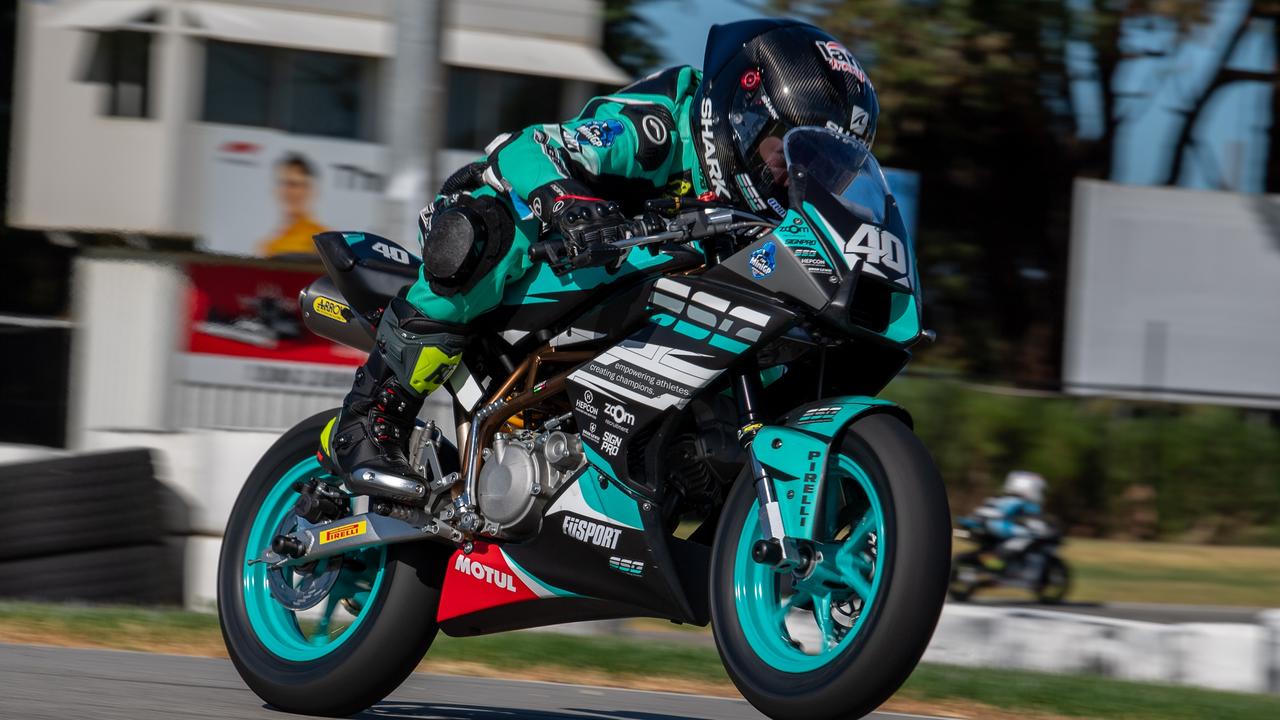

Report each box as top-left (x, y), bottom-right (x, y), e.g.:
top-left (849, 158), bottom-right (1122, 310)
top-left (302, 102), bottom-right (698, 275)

top-left (552, 194), bottom-right (625, 249)
top-left (527, 182), bottom-right (628, 272)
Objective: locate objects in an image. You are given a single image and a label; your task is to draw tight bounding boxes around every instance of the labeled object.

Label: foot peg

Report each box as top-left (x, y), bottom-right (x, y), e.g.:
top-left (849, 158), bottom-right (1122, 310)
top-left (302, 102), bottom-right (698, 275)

top-left (347, 467), bottom-right (427, 504)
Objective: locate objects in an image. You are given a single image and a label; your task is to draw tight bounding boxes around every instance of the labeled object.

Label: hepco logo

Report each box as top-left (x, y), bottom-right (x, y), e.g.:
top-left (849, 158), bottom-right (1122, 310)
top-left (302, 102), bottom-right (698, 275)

top-left (454, 554), bottom-right (517, 593)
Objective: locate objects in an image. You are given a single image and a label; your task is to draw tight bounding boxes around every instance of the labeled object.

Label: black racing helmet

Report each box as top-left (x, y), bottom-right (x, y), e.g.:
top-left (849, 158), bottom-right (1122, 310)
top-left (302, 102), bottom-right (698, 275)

top-left (693, 19), bottom-right (879, 218)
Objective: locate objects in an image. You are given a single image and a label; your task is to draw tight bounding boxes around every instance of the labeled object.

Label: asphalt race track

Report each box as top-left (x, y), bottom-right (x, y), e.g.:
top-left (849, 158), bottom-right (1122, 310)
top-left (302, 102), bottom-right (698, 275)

top-left (0, 643), bottom-right (945, 720)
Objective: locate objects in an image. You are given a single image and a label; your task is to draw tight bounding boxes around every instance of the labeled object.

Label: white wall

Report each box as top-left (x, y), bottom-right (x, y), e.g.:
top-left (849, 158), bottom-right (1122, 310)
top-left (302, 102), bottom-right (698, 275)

top-left (67, 255), bottom-right (186, 437)
top-left (924, 603), bottom-right (1275, 694)
top-left (1065, 179), bottom-right (1280, 408)
top-left (9, 1), bottom-right (184, 233)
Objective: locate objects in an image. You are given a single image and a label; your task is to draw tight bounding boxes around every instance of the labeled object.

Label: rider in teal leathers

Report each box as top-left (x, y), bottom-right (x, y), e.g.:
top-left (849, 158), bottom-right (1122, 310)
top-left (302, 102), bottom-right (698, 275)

top-left (321, 19), bottom-right (882, 500)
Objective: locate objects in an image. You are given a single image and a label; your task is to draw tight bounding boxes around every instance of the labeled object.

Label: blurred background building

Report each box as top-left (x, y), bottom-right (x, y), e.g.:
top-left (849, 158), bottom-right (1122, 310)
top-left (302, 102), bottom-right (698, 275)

top-left (6, 0), bottom-right (626, 252)
top-left (0, 0), bottom-right (629, 447)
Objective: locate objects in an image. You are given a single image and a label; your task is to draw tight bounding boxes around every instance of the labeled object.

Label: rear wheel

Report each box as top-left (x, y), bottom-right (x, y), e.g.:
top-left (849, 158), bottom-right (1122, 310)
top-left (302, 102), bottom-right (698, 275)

top-left (217, 410), bottom-right (449, 717)
top-left (710, 414), bottom-right (951, 720)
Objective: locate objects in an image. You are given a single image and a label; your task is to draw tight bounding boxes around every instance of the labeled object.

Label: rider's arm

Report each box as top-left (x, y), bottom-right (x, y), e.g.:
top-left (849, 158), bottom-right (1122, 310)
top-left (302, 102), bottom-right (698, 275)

top-left (486, 67), bottom-right (698, 224)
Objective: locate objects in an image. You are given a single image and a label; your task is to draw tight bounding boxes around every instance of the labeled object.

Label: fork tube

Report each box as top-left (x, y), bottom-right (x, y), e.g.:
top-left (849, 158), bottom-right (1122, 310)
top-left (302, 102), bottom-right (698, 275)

top-left (732, 372), bottom-right (790, 560)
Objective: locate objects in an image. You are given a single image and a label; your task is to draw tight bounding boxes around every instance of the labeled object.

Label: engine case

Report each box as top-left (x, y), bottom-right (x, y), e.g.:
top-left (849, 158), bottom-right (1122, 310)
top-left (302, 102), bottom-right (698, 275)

top-left (476, 430), bottom-right (584, 538)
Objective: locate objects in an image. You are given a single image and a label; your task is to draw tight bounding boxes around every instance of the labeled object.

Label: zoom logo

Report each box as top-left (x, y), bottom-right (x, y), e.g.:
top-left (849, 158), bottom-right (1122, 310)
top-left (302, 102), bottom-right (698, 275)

top-left (604, 402), bottom-right (634, 427)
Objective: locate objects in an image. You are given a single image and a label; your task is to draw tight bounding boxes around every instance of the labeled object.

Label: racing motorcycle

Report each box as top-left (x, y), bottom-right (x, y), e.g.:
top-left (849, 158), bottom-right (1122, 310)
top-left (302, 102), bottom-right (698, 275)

top-left (217, 127), bottom-right (951, 720)
top-left (949, 515), bottom-right (1071, 604)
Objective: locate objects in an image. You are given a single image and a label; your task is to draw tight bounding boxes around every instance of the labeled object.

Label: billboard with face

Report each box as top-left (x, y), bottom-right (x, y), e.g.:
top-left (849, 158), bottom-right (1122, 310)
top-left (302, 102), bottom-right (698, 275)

top-left (193, 125), bottom-right (387, 259)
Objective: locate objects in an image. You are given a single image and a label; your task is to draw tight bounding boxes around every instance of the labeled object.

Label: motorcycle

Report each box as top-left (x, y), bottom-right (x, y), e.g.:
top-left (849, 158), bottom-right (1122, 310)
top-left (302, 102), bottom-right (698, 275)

top-left (216, 126), bottom-right (951, 720)
top-left (949, 515), bottom-right (1071, 604)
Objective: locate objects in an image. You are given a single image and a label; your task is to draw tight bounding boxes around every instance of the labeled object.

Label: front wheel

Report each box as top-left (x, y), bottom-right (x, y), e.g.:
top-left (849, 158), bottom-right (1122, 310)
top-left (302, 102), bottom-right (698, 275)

top-left (217, 410), bottom-right (449, 717)
top-left (1035, 554), bottom-right (1071, 605)
top-left (948, 553), bottom-right (979, 602)
top-left (710, 414), bottom-right (951, 720)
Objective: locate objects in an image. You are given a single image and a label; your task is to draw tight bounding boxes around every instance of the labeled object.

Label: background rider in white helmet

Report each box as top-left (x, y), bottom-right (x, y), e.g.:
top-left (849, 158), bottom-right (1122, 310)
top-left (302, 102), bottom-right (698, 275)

top-left (971, 471), bottom-right (1050, 562)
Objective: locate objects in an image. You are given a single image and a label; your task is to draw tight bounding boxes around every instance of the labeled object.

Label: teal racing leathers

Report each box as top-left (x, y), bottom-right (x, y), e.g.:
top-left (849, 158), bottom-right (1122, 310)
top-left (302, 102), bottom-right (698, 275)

top-left (407, 66), bottom-right (711, 324)
top-left (323, 67), bottom-right (718, 488)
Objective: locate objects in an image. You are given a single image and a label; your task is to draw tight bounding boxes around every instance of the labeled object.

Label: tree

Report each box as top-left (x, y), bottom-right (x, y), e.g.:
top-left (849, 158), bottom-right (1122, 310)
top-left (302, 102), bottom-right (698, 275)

top-left (757, 0), bottom-right (1220, 382)
top-left (602, 0), bottom-right (666, 77)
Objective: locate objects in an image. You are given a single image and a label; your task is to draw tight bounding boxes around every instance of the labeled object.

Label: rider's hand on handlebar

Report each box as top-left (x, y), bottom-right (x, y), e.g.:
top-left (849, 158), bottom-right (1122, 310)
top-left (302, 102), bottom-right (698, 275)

top-left (553, 195), bottom-right (626, 250)
top-left (529, 195), bottom-right (628, 274)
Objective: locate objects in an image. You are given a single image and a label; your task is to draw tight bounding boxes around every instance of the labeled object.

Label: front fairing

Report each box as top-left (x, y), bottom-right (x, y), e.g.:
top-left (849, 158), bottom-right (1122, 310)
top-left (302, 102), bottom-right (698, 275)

top-left (761, 127), bottom-right (923, 346)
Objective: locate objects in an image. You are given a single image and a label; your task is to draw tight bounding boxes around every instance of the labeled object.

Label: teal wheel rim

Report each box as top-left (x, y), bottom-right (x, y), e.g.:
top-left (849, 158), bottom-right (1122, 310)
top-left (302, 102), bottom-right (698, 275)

top-left (243, 457), bottom-right (387, 662)
top-left (733, 454), bottom-right (886, 673)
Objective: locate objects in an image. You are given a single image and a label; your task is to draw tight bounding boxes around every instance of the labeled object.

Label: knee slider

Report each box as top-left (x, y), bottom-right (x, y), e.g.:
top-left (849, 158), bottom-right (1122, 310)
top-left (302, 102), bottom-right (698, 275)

top-left (422, 195), bottom-right (515, 297)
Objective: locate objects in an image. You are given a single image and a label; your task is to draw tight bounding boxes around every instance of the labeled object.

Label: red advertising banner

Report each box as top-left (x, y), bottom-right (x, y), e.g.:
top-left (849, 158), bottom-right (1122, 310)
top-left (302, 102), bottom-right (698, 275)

top-left (180, 259), bottom-right (364, 393)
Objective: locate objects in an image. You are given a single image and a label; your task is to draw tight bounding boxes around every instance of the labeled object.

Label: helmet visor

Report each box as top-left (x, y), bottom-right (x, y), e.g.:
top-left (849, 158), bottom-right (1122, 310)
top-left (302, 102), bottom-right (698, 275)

top-left (728, 77), bottom-right (791, 216)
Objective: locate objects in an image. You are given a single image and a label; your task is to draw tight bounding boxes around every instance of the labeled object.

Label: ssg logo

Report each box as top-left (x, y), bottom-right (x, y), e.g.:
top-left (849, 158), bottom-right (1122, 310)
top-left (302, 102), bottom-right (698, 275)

top-left (453, 555), bottom-right (517, 593)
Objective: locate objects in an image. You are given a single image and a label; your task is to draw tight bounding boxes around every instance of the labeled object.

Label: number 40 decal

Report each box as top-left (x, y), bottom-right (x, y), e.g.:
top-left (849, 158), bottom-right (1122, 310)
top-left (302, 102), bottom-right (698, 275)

top-left (843, 224), bottom-right (911, 290)
top-left (371, 241), bottom-right (411, 265)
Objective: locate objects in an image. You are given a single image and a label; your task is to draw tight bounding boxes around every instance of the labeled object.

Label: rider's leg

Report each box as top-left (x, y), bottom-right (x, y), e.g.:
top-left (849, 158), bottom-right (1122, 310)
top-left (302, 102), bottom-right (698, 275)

top-left (322, 298), bottom-right (466, 500)
top-left (321, 188), bottom-right (536, 498)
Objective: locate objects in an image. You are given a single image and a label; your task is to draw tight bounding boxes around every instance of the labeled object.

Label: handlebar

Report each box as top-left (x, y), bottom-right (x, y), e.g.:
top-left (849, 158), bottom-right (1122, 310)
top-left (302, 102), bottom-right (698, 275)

top-left (527, 239), bottom-right (560, 265)
top-left (527, 204), bottom-right (776, 273)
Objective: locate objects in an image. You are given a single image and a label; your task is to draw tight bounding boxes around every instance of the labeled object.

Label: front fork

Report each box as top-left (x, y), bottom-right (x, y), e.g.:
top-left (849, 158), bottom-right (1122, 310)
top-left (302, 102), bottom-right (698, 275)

top-left (732, 372), bottom-right (804, 570)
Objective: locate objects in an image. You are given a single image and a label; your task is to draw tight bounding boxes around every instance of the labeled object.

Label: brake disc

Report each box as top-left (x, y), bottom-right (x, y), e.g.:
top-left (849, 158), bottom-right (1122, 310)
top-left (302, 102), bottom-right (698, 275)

top-left (265, 513), bottom-right (343, 611)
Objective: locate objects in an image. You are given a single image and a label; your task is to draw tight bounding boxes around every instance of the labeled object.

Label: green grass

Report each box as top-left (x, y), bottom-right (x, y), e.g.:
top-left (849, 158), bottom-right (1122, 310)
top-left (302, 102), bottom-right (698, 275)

top-left (1059, 538), bottom-right (1280, 606)
top-left (432, 631), bottom-right (729, 682)
top-left (3, 600), bottom-right (1280, 719)
top-left (0, 600), bottom-right (225, 653)
top-left (902, 664), bottom-right (1280, 720)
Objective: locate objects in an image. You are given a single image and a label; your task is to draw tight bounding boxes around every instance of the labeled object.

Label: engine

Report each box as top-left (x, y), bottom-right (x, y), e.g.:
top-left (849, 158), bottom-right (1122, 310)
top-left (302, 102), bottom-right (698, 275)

top-left (476, 429), bottom-right (585, 538)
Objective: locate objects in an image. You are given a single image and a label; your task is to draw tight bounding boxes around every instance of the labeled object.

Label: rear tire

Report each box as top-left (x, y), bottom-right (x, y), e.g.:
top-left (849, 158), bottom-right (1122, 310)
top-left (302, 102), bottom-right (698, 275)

top-left (217, 410), bottom-right (449, 717)
top-left (710, 414), bottom-right (951, 720)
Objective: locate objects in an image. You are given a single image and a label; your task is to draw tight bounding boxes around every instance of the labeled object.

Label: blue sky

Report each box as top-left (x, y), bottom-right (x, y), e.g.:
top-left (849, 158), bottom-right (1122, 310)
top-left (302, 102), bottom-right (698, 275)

top-left (638, 0), bottom-right (762, 69)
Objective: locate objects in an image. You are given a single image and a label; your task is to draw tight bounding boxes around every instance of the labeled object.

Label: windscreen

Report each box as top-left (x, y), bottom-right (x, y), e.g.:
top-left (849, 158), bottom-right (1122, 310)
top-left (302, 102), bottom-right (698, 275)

top-left (782, 126), bottom-right (891, 225)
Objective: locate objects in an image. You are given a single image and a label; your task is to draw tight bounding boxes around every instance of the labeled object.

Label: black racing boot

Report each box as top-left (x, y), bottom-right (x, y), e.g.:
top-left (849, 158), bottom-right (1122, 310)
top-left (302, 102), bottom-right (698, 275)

top-left (321, 298), bottom-right (466, 503)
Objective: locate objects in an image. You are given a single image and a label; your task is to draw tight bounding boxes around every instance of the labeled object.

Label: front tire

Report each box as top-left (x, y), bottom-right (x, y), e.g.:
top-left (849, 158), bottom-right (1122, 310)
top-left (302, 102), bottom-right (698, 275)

top-left (217, 410), bottom-right (449, 717)
top-left (1035, 555), bottom-right (1071, 605)
top-left (710, 414), bottom-right (951, 720)
top-left (948, 554), bottom-right (978, 602)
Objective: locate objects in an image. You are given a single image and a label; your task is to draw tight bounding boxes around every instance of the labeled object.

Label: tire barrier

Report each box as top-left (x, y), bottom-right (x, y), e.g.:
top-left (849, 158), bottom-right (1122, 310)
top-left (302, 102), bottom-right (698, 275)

top-left (0, 448), bottom-right (184, 604)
